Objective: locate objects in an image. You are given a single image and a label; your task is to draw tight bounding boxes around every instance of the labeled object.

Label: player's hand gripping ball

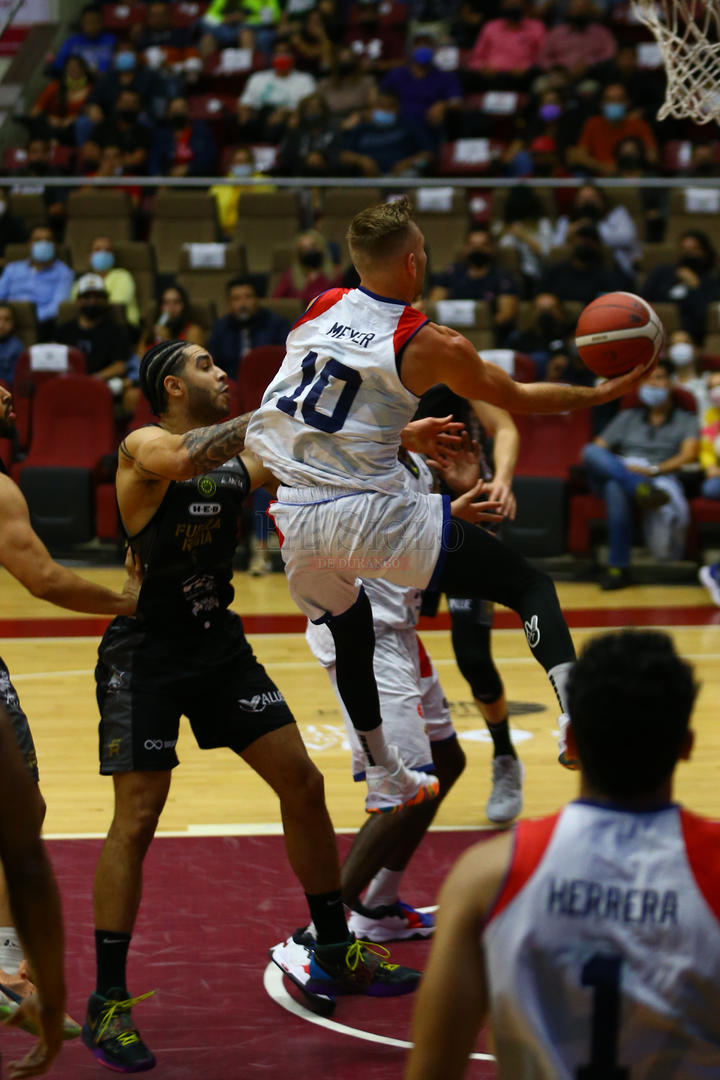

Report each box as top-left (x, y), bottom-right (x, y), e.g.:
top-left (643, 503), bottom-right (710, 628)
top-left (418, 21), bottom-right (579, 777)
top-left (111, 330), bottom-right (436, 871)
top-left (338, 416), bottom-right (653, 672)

top-left (575, 291), bottom-right (665, 379)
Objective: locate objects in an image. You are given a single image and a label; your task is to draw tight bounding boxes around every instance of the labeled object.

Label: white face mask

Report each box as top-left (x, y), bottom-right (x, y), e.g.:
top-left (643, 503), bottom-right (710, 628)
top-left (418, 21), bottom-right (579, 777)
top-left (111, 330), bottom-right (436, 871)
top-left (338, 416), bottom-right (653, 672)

top-left (709, 386), bottom-right (720, 408)
top-left (669, 342), bottom-right (695, 366)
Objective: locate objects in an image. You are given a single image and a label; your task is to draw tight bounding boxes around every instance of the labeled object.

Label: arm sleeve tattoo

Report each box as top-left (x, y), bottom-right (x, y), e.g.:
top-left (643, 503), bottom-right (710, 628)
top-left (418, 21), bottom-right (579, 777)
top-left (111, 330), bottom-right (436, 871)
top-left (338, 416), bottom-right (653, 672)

top-left (181, 411), bottom-right (254, 474)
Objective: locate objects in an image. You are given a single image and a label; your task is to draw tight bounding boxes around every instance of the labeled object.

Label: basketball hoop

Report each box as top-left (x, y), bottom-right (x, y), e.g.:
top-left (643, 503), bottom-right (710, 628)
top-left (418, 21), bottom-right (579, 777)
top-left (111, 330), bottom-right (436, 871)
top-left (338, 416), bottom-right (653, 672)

top-left (631, 0), bottom-right (720, 123)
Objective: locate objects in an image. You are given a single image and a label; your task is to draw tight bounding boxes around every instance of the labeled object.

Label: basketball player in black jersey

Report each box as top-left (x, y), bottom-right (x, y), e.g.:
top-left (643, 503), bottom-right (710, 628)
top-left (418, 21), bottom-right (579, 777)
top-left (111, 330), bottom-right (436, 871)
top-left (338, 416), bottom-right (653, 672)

top-left (0, 383), bottom-right (140, 1041)
top-left (83, 341), bottom-right (422, 1073)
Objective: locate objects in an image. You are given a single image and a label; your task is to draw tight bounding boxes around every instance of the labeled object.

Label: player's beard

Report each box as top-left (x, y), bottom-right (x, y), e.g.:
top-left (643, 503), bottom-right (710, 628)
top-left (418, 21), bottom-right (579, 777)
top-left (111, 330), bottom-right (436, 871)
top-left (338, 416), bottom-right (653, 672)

top-left (186, 381), bottom-right (229, 427)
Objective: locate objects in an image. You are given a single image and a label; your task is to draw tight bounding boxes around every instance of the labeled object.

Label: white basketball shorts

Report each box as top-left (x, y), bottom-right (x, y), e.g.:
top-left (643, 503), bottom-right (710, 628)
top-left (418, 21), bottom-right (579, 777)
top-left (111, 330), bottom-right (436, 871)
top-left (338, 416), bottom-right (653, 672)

top-left (328, 627), bottom-right (456, 780)
top-left (268, 485), bottom-right (450, 622)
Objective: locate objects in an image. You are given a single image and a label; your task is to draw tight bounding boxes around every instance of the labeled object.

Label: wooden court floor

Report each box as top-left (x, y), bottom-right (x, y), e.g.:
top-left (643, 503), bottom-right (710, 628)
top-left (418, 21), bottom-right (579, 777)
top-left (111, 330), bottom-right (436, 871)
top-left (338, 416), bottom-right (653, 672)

top-left (2, 568), bottom-right (719, 839)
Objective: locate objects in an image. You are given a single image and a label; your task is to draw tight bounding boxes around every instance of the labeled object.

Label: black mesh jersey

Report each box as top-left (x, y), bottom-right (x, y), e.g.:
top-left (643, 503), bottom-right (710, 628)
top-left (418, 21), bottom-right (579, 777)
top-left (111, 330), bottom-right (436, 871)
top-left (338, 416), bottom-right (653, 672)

top-left (124, 456), bottom-right (251, 634)
top-left (414, 384), bottom-right (494, 482)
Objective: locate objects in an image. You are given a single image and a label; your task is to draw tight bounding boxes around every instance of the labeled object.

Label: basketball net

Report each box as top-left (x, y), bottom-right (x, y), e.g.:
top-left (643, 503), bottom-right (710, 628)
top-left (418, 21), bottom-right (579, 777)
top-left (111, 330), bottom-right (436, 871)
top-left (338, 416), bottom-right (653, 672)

top-left (630, 0), bottom-right (720, 123)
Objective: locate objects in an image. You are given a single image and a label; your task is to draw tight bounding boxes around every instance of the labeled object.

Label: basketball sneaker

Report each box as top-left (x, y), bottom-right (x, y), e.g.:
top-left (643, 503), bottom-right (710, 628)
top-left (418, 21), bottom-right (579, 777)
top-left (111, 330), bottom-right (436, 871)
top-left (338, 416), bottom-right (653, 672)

top-left (699, 563), bottom-right (720, 607)
top-left (0, 979), bottom-right (81, 1040)
top-left (486, 756), bottom-right (524, 824)
top-left (348, 901), bottom-right (435, 943)
top-left (557, 712), bottom-right (580, 771)
top-left (365, 745), bottom-right (439, 814)
top-left (269, 930), bottom-right (335, 1016)
top-left (82, 988), bottom-right (156, 1073)
top-left (270, 930), bottom-right (421, 998)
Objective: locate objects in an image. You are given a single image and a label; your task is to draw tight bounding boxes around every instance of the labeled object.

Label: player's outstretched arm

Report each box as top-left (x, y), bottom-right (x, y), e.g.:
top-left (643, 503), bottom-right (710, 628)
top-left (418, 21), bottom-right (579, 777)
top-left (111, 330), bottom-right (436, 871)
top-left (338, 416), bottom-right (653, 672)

top-left (0, 706), bottom-right (65, 1078)
top-left (0, 475), bottom-right (139, 615)
top-left (471, 401), bottom-right (519, 519)
top-left (405, 831), bottom-right (513, 1080)
top-left (120, 411), bottom-right (254, 483)
top-left (402, 324), bottom-right (644, 414)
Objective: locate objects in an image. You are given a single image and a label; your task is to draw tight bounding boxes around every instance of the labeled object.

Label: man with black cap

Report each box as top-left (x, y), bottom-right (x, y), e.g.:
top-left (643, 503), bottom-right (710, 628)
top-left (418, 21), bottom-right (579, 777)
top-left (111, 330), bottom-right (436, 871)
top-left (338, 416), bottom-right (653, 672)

top-left (83, 339), bottom-right (423, 1074)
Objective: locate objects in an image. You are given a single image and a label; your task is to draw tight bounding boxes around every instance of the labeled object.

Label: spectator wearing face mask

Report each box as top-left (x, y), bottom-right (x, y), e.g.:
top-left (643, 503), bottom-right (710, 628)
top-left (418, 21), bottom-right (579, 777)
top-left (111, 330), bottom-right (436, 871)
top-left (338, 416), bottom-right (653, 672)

top-left (57, 273), bottom-right (135, 404)
top-left (0, 225), bottom-right (73, 334)
top-left (339, 92), bottom-right (435, 176)
top-left (552, 183), bottom-right (640, 279)
top-left (210, 147), bottom-right (275, 239)
top-left (467, 0), bottom-right (546, 87)
top-left (89, 44), bottom-right (169, 123)
top-left (537, 0), bottom-right (617, 82)
top-left (581, 361), bottom-right (699, 590)
top-left (271, 231), bottom-right (341, 305)
top-left (539, 219), bottom-right (631, 304)
top-left (208, 278), bottom-right (290, 381)
top-left (70, 236), bottom-right (139, 328)
top-left (31, 55), bottom-right (95, 146)
top-left (508, 292), bottom-right (572, 376)
top-left (497, 185), bottom-right (554, 290)
top-left (148, 96), bottom-right (216, 177)
top-left (666, 330), bottom-right (709, 414)
top-left (85, 89), bottom-right (153, 174)
top-left (570, 82), bottom-right (658, 176)
top-left (381, 38), bottom-right (462, 135)
top-left (613, 135), bottom-right (667, 244)
top-left (430, 226), bottom-right (519, 344)
top-left (238, 42), bottom-right (317, 125)
top-left (0, 303), bottom-right (24, 387)
top-left (276, 93), bottom-right (342, 176)
top-left (642, 231), bottom-right (719, 345)
top-left (316, 48), bottom-right (377, 118)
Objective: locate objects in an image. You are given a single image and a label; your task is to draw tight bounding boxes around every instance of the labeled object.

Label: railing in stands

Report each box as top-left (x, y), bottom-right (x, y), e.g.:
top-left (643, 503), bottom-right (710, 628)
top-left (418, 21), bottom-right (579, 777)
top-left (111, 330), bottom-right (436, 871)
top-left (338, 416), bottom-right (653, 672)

top-left (7, 176), bottom-right (720, 189)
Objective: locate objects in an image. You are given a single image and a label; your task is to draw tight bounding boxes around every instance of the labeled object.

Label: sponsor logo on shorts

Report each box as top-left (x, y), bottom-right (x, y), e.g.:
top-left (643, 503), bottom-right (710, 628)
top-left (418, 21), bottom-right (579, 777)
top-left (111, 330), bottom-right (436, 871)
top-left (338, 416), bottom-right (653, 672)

top-left (107, 738), bottom-right (122, 757)
top-left (197, 476), bottom-right (217, 497)
top-left (189, 502), bottom-right (221, 516)
top-left (524, 614), bottom-right (540, 649)
top-left (238, 690), bottom-right (284, 712)
top-left (143, 739), bottom-right (178, 751)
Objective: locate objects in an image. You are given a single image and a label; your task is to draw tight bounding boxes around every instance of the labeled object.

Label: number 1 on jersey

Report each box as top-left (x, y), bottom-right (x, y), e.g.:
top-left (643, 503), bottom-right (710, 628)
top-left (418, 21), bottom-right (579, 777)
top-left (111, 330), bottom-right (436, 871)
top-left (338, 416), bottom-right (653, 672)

top-left (276, 351), bottom-right (361, 434)
top-left (577, 953), bottom-right (629, 1079)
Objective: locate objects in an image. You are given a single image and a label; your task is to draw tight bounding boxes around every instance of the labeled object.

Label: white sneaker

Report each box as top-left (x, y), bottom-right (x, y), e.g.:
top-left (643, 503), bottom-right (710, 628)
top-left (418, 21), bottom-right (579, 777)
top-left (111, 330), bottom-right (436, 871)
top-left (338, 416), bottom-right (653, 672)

top-left (699, 564), bottom-right (720, 607)
top-left (348, 901), bottom-right (435, 943)
top-left (365, 745), bottom-right (439, 814)
top-left (486, 756), bottom-right (524, 823)
top-left (269, 930), bottom-right (335, 1017)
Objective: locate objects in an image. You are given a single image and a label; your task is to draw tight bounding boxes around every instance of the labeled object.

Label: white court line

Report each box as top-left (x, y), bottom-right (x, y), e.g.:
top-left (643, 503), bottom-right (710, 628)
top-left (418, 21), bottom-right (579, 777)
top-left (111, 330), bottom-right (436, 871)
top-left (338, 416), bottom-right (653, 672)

top-left (43, 823), bottom-right (499, 841)
top-left (262, 962), bottom-right (494, 1061)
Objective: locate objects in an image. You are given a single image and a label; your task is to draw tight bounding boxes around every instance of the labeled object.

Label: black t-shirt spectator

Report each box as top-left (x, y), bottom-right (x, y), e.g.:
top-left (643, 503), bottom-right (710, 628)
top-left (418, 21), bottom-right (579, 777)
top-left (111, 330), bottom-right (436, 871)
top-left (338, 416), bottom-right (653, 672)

top-left (90, 67), bottom-right (169, 121)
top-left (432, 261), bottom-right (519, 307)
top-left (642, 263), bottom-right (719, 344)
top-left (208, 308), bottom-right (290, 381)
top-left (56, 313), bottom-right (131, 376)
top-left (90, 118), bottom-right (153, 161)
top-left (538, 259), bottom-right (630, 305)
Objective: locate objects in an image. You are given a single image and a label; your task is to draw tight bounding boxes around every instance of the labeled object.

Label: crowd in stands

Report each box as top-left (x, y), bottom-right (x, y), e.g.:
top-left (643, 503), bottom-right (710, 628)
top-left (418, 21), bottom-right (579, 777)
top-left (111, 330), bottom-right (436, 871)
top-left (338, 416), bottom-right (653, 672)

top-left (4, 0), bottom-right (720, 585)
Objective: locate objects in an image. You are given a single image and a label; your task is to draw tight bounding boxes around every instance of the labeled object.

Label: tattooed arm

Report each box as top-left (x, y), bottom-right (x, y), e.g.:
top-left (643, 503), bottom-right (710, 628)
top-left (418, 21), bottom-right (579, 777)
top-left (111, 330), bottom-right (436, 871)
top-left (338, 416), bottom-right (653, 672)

top-left (120, 412), bottom-right (254, 482)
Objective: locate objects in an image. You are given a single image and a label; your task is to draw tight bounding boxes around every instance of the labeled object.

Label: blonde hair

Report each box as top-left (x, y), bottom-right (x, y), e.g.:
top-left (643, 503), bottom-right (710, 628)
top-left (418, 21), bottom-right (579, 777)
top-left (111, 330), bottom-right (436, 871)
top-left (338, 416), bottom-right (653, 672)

top-left (346, 196), bottom-right (416, 268)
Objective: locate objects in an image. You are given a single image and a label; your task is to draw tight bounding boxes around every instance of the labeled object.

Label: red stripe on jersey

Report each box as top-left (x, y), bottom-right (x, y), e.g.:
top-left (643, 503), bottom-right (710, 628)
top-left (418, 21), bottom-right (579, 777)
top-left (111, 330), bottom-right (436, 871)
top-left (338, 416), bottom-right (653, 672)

top-left (290, 288), bottom-right (350, 333)
top-left (680, 808), bottom-right (720, 926)
top-left (266, 501), bottom-right (284, 547)
top-left (485, 812), bottom-right (562, 926)
top-left (416, 635), bottom-right (433, 678)
top-left (393, 307), bottom-right (429, 354)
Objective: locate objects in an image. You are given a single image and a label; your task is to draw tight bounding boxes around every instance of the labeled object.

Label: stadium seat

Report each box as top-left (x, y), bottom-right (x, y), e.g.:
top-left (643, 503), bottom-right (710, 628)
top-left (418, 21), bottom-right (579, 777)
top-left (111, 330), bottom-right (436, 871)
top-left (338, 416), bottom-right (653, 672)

top-left (7, 301), bottom-right (37, 347)
top-left (437, 139), bottom-right (506, 176)
top-left (236, 345), bottom-right (285, 412)
top-left (103, 3), bottom-right (147, 31)
top-left (233, 192), bottom-right (302, 274)
top-left (7, 193), bottom-right (47, 234)
top-left (12, 345), bottom-right (86, 450)
top-left (262, 297), bottom-right (303, 324)
top-left (176, 243), bottom-right (247, 303)
top-left (318, 188), bottom-right (383, 250)
top-left (64, 190), bottom-right (132, 264)
top-left (150, 192), bottom-right (219, 274)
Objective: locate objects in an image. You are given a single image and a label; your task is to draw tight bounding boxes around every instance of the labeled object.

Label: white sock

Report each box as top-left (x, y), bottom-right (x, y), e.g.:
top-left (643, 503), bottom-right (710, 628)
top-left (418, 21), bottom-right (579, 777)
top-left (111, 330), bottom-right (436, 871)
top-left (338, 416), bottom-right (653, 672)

top-left (0, 928), bottom-right (24, 975)
top-left (548, 661), bottom-right (574, 714)
top-left (358, 727), bottom-right (393, 770)
top-left (363, 868), bottom-right (404, 909)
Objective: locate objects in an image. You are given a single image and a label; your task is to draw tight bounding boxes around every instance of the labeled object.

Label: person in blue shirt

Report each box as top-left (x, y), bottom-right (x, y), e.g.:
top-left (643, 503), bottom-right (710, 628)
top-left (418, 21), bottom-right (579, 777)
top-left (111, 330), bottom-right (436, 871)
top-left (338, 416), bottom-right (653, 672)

top-left (0, 225), bottom-right (74, 335)
top-left (148, 96), bottom-right (216, 177)
top-left (208, 278), bottom-right (289, 381)
top-left (0, 305), bottom-right (24, 387)
top-left (52, 5), bottom-right (116, 75)
top-left (339, 92), bottom-right (435, 177)
top-left (381, 38), bottom-right (462, 136)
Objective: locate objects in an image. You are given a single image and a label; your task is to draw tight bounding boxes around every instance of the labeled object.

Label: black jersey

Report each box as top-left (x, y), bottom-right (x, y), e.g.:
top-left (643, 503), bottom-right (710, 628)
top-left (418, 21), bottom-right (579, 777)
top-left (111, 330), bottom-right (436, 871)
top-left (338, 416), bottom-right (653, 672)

top-left (125, 456), bottom-right (251, 634)
top-left (415, 384), bottom-right (494, 482)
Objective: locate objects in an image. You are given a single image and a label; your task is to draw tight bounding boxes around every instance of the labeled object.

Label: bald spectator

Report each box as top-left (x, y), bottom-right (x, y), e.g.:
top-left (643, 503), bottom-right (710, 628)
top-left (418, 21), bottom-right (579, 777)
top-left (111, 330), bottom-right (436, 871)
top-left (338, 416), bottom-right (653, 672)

top-left (538, 0), bottom-right (616, 79)
top-left (570, 82), bottom-right (658, 175)
top-left (468, 0), bottom-right (546, 84)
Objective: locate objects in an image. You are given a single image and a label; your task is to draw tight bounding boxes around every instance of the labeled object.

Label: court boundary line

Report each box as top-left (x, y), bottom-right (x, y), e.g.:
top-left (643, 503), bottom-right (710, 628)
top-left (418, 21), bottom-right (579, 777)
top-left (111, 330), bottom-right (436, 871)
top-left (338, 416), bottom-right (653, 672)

top-left (44, 823), bottom-right (500, 840)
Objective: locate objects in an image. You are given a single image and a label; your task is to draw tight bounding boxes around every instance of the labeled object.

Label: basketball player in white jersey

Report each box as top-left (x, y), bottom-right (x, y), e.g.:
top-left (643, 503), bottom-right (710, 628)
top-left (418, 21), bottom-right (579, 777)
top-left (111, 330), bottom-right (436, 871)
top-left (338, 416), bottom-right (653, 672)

top-left (245, 197), bottom-right (645, 813)
top-left (406, 629), bottom-right (720, 1080)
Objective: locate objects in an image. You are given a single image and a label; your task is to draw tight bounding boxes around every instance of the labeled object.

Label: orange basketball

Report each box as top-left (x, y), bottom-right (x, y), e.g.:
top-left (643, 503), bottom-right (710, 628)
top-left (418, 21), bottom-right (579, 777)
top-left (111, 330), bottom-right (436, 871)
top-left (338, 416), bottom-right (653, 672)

top-left (575, 291), bottom-right (665, 378)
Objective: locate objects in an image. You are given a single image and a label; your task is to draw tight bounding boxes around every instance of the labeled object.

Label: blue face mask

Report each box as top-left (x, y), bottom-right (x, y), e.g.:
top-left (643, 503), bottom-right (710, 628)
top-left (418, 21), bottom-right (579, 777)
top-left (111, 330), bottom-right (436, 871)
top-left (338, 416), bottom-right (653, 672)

top-left (638, 384), bottom-right (669, 408)
top-left (373, 108), bottom-right (396, 126)
top-left (412, 47), bottom-right (434, 65)
top-left (231, 163), bottom-right (252, 177)
top-left (115, 51), bottom-right (136, 72)
top-left (31, 239), bottom-right (54, 263)
top-left (90, 250), bottom-right (114, 272)
top-left (603, 102), bottom-right (626, 123)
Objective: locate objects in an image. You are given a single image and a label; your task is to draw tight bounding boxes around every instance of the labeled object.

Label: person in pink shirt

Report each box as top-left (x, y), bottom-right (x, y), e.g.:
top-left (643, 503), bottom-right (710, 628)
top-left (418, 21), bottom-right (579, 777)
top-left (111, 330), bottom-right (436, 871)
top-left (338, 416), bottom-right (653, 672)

top-left (538, 0), bottom-right (617, 80)
top-left (468, 0), bottom-right (546, 86)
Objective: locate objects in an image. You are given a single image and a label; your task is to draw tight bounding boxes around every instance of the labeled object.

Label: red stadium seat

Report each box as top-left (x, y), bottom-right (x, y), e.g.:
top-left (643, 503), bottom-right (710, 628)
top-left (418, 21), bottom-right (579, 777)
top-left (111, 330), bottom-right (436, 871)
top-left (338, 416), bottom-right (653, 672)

top-left (173, 1), bottom-right (208, 27)
top-left (236, 346), bottom-right (285, 413)
top-left (515, 411), bottom-right (591, 478)
top-left (13, 345), bottom-right (87, 451)
top-left (103, 3), bottom-right (147, 31)
top-left (438, 139), bottom-right (506, 176)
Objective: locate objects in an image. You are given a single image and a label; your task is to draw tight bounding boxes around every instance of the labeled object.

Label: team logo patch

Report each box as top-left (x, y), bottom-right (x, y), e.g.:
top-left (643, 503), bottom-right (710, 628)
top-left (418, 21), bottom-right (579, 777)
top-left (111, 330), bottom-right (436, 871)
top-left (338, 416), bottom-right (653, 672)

top-left (238, 690), bottom-right (284, 712)
top-left (197, 476), bottom-right (217, 498)
top-left (524, 614), bottom-right (540, 648)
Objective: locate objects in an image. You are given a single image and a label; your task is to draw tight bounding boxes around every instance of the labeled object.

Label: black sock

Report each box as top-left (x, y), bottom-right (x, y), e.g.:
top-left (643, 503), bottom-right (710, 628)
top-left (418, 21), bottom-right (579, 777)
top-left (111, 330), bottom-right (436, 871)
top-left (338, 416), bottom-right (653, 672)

top-left (305, 890), bottom-right (349, 947)
top-left (487, 717), bottom-right (516, 759)
top-left (95, 930), bottom-right (131, 996)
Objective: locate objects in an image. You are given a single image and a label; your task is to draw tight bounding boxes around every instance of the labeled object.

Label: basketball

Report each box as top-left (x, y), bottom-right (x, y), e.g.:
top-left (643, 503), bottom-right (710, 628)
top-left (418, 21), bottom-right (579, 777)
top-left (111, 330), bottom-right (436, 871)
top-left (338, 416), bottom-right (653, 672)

top-left (575, 292), bottom-right (665, 379)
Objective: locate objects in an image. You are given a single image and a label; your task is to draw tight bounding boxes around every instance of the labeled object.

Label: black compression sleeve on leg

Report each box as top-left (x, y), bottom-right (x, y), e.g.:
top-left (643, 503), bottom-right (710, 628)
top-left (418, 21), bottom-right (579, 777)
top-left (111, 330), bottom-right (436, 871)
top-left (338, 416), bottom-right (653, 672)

top-left (438, 518), bottom-right (576, 674)
top-left (449, 610), bottom-right (503, 704)
top-left (325, 587), bottom-right (382, 733)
